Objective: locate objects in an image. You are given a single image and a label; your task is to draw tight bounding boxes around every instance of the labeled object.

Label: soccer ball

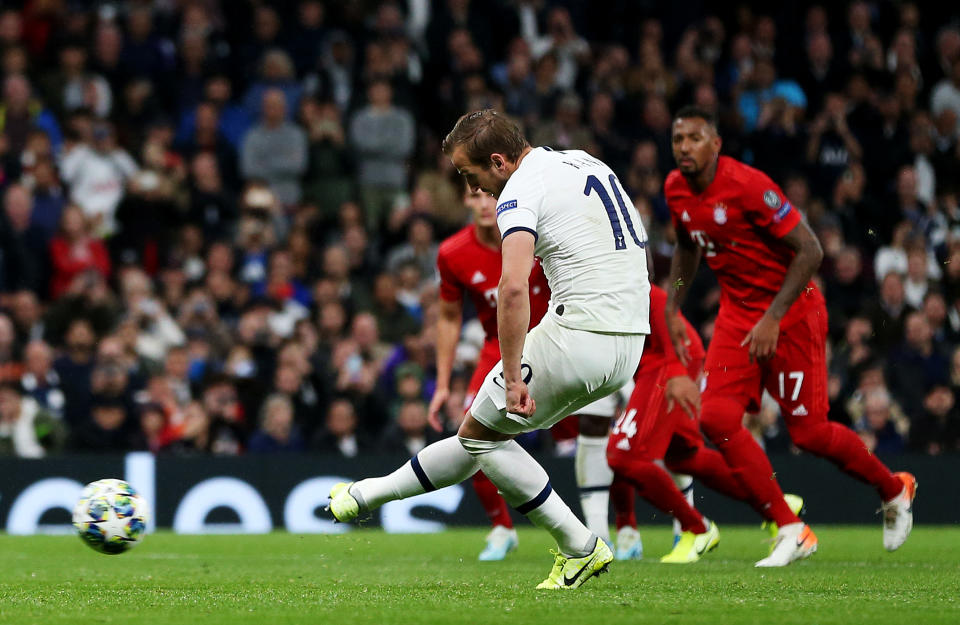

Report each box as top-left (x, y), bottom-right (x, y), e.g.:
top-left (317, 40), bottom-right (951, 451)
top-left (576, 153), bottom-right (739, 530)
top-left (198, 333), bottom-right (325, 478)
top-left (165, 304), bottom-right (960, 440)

top-left (72, 479), bottom-right (149, 555)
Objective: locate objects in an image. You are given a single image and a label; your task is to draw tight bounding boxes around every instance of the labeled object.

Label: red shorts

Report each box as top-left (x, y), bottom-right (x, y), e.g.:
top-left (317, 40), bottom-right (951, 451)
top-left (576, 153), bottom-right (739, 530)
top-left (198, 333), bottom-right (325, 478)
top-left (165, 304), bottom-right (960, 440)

top-left (701, 301), bottom-right (829, 427)
top-left (466, 338), bottom-right (579, 440)
top-left (606, 358), bottom-right (704, 464)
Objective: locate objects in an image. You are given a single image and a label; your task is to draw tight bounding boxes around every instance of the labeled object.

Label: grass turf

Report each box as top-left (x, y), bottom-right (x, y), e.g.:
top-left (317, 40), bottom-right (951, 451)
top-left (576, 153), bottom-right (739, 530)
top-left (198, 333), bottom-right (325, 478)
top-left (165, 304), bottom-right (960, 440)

top-left (0, 526), bottom-right (958, 625)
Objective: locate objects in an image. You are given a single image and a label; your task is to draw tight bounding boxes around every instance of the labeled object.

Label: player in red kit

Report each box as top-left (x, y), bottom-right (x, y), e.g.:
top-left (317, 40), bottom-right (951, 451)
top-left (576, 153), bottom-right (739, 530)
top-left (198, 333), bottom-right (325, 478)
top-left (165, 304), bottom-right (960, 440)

top-left (428, 184), bottom-right (551, 560)
top-left (664, 107), bottom-right (917, 567)
top-left (608, 284), bottom-right (742, 563)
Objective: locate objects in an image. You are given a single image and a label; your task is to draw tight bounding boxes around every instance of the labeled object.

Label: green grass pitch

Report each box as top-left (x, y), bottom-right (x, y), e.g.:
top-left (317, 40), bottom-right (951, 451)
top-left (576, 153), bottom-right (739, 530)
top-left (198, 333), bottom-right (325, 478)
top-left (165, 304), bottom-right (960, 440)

top-left (1, 526), bottom-right (958, 625)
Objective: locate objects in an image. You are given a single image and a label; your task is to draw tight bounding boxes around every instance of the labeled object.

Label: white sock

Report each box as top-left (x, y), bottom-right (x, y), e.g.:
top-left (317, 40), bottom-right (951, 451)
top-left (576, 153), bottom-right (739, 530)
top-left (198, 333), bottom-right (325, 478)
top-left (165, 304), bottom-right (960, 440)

top-left (462, 438), bottom-right (595, 556)
top-left (668, 471), bottom-right (694, 538)
top-left (576, 434), bottom-right (613, 543)
top-left (351, 437), bottom-right (479, 511)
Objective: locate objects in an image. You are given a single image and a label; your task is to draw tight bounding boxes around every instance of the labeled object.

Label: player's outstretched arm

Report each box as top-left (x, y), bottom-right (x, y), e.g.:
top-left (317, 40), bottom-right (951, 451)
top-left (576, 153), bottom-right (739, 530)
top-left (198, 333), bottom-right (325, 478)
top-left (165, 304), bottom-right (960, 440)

top-left (665, 235), bottom-right (701, 366)
top-left (498, 230), bottom-right (536, 417)
top-left (741, 219), bottom-right (824, 361)
top-left (429, 297), bottom-right (464, 432)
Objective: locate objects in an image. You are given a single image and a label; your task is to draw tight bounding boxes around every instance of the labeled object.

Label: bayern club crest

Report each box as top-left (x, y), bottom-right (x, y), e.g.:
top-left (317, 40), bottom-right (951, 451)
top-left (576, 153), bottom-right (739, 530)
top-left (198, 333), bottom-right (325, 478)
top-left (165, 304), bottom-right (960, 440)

top-left (713, 204), bottom-right (727, 224)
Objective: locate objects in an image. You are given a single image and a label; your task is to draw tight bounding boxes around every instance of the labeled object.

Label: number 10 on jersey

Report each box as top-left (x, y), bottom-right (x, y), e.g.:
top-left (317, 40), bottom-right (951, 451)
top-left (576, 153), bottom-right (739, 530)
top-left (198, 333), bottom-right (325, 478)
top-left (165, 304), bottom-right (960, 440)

top-left (584, 174), bottom-right (646, 251)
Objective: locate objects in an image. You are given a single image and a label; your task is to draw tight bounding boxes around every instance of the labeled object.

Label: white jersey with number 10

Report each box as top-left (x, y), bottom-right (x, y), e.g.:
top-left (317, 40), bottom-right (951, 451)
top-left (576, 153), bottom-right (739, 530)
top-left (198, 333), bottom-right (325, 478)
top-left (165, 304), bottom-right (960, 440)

top-left (495, 147), bottom-right (650, 335)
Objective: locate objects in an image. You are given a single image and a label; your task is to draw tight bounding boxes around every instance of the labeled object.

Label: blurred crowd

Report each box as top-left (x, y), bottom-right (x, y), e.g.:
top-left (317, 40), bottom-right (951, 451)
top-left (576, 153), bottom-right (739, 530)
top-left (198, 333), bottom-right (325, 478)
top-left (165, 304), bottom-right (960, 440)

top-left (1, 0), bottom-right (959, 459)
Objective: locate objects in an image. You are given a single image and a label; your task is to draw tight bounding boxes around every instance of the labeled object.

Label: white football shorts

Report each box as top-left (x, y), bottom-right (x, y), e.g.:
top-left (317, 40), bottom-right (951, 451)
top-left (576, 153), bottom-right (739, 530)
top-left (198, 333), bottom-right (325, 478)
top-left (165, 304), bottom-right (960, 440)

top-left (469, 315), bottom-right (645, 435)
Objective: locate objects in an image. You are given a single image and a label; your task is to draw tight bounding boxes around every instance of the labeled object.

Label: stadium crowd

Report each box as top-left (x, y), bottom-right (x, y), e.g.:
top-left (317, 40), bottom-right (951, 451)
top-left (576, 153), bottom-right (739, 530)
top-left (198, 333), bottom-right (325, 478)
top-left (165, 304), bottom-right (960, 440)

top-left (0, 0), bottom-right (959, 459)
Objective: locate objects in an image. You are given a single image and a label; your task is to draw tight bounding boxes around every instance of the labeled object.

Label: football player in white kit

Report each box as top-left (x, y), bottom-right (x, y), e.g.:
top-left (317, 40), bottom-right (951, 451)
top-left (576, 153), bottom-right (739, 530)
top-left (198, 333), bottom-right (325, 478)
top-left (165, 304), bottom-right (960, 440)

top-left (328, 110), bottom-right (650, 589)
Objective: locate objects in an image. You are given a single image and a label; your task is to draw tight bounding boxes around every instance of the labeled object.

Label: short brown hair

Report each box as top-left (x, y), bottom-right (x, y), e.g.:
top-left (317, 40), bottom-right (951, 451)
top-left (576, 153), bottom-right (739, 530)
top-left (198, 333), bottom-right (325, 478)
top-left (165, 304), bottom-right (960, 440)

top-left (441, 109), bottom-right (528, 165)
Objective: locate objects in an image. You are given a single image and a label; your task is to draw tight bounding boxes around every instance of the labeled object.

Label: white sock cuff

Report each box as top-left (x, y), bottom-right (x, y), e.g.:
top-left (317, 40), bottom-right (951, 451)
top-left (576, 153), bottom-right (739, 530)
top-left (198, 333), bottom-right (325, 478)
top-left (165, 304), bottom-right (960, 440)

top-left (458, 436), bottom-right (510, 455)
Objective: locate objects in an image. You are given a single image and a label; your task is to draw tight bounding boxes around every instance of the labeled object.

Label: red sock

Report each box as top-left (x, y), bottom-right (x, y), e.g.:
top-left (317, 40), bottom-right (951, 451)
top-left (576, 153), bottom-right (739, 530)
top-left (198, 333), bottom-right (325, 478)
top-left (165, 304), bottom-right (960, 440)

top-left (709, 427), bottom-right (799, 526)
top-left (471, 471), bottom-right (513, 529)
top-left (614, 460), bottom-right (707, 534)
top-left (610, 476), bottom-right (636, 529)
top-left (667, 445), bottom-right (749, 501)
top-left (790, 420), bottom-right (903, 501)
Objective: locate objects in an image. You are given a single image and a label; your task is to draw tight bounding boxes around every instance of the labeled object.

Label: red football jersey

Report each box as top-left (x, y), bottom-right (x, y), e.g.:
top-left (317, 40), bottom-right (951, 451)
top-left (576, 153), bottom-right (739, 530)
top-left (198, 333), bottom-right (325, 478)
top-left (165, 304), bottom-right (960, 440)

top-left (637, 284), bottom-right (704, 380)
top-left (665, 156), bottom-right (823, 329)
top-left (437, 224), bottom-right (551, 340)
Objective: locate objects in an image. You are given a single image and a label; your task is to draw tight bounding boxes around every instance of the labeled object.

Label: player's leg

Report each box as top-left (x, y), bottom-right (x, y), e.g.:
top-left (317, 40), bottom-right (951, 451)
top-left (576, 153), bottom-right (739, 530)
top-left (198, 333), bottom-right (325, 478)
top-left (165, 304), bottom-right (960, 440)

top-left (699, 324), bottom-right (801, 529)
top-left (664, 427), bottom-right (750, 503)
top-left (608, 475), bottom-right (642, 560)
top-left (463, 319), bottom-right (643, 588)
top-left (607, 369), bottom-right (717, 563)
top-left (465, 343), bottom-right (518, 560)
top-left (668, 470), bottom-right (694, 545)
top-left (575, 404), bottom-right (616, 545)
top-left (328, 436), bottom-right (480, 522)
top-left (767, 309), bottom-right (915, 551)
top-left (473, 472), bottom-right (518, 560)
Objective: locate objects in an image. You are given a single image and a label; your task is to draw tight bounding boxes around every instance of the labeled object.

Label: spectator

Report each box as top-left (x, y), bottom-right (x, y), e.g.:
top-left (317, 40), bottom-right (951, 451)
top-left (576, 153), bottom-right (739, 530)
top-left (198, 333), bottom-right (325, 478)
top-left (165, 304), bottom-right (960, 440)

top-left (738, 58), bottom-right (807, 134)
top-left (287, 0), bottom-right (328, 77)
top-left (531, 91), bottom-right (591, 151)
top-left (28, 157), bottom-right (66, 243)
top-left (349, 79), bottom-right (415, 231)
top-left (379, 399), bottom-right (438, 455)
top-left (248, 393), bottom-right (305, 453)
top-left (200, 374), bottom-right (246, 455)
top-left (370, 272), bottom-right (420, 344)
top-left (824, 246), bottom-right (872, 336)
top-left (41, 39), bottom-right (111, 120)
top-left (240, 88), bottom-right (308, 206)
top-left (867, 272), bottom-right (912, 352)
top-left (911, 385), bottom-right (960, 454)
top-left (2, 183), bottom-right (46, 293)
top-left (60, 121), bottom-right (138, 237)
top-left (385, 215), bottom-right (438, 279)
top-left (904, 244), bottom-right (934, 309)
top-left (887, 311), bottom-right (950, 416)
top-left (70, 394), bottom-right (133, 452)
top-left (242, 49), bottom-right (302, 123)
top-left (312, 397), bottom-right (370, 457)
top-left (798, 30), bottom-right (847, 115)
top-left (8, 290), bottom-right (43, 345)
top-left (856, 388), bottom-right (907, 454)
top-left (1, 73), bottom-right (61, 154)
top-left (176, 75), bottom-right (251, 150)
top-left (254, 249), bottom-right (312, 309)
top-left (931, 58), bottom-right (960, 135)
top-left (806, 92), bottom-right (863, 198)
top-left (0, 380), bottom-right (65, 457)
top-left (299, 97), bottom-right (353, 213)
top-left (185, 152), bottom-right (236, 242)
top-left (176, 101), bottom-right (238, 187)
top-left (19, 340), bottom-right (64, 418)
top-left (522, 6), bottom-right (589, 92)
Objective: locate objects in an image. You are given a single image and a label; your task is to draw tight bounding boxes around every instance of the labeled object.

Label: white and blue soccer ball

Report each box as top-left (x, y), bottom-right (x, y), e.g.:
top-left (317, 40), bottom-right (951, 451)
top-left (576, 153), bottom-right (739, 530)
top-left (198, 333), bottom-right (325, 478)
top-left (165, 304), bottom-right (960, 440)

top-left (72, 479), bottom-right (149, 555)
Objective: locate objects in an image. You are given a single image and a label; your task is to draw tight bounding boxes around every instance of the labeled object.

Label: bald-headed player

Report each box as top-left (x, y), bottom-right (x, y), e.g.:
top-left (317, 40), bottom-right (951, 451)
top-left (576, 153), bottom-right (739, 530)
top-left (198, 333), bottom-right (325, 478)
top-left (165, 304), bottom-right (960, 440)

top-left (664, 106), bottom-right (916, 567)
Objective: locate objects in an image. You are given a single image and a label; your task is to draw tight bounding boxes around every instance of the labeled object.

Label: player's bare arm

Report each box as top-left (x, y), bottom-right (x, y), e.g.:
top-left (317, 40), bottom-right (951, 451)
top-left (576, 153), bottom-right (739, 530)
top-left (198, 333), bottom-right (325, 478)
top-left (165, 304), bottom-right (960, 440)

top-left (740, 220), bottom-right (824, 361)
top-left (498, 230), bottom-right (536, 417)
top-left (429, 297), bottom-right (463, 431)
top-left (665, 234), bottom-right (701, 366)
